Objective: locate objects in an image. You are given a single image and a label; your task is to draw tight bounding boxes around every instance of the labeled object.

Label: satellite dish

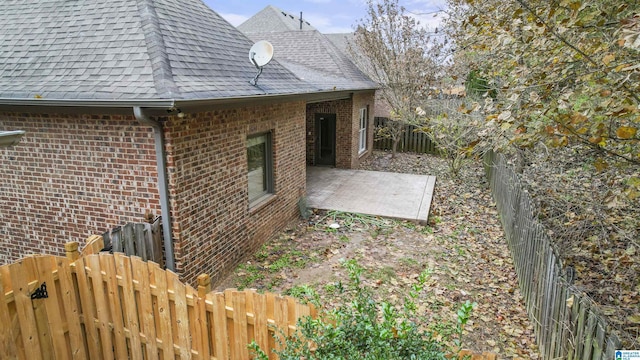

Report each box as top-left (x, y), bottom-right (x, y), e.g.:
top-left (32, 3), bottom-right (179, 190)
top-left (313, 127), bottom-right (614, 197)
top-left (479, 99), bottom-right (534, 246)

top-left (249, 40), bottom-right (274, 86)
top-left (249, 40), bottom-right (274, 67)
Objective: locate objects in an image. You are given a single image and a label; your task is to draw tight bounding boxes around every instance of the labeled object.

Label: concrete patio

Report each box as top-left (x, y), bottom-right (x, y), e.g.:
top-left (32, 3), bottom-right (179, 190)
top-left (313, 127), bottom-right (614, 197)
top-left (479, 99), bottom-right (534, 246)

top-left (306, 167), bottom-right (436, 223)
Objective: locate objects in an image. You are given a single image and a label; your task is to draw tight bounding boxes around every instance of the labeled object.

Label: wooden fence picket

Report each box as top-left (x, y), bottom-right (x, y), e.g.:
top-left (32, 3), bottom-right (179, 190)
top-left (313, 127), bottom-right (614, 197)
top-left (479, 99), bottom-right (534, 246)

top-left (149, 260), bottom-right (175, 360)
top-left (33, 256), bottom-right (66, 360)
top-left (72, 256), bottom-right (102, 359)
top-left (273, 294), bottom-right (289, 352)
top-left (0, 267), bottom-right (19, 359)
top-left (99, 254), bottom-right (128, 359)
top-left (2, 250), bottom-right (316, 360)
top-left (9, 257), bottom-right (45, 360)
top-left (131, 256), bottom-right (158, 359)
top-left (484, 151), bottom-right (624, 359)
top-left (210, 292), bottom-right (230, 359)
top-left (192, 290), bottom-right (211, 359)
top-left (114, 253), bottom-right (144, 360)
top-left (169, 270), bottom-right (192, 359)
top-left (87, 255), bottom-right (114, 360)
top-left (232, 291), bottom-right (250, 359)
top-left (252, 290), bottom-right (270, 356)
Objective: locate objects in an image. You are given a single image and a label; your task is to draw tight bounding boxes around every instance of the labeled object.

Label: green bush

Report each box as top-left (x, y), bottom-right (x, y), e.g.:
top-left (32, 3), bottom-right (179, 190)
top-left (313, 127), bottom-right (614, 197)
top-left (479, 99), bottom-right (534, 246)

top-left (250, 260), bottom-right (475, 360)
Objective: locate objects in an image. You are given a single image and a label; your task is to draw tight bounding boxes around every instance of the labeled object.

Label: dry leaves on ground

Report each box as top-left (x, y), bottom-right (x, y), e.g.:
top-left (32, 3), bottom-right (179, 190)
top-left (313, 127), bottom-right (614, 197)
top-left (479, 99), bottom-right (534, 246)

top-left (216, 151), bottom-right (539, 359)
top-left (518, 145), bottom-right (639, 346)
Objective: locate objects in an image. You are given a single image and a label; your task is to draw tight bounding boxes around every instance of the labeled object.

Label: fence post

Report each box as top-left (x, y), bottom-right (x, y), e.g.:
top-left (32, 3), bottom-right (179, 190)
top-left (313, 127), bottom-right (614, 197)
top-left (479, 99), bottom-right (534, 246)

top-left (83, 235), bottom-right (105, 256)
top-left (197, 274), bottom-right (211, 299)
top-left (65, 242), bottom-right (80, 261)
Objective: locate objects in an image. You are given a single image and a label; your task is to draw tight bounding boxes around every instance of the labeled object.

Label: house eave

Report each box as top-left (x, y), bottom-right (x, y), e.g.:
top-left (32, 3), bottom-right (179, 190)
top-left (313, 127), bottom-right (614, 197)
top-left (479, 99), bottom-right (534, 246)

top-left (0, 98), bottom-right (177, 110)
top-left (175, 89), bottom-right (370, 111)
top-left (0, 88), bottom-right (376, 114)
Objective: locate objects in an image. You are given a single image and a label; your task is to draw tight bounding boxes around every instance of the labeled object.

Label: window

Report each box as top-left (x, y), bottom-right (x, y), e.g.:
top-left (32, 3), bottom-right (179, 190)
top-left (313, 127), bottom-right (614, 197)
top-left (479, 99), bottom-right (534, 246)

top-left (358, 107), bottom-right (368, 154)
top-left (247, 133), bottom-right (273, 205)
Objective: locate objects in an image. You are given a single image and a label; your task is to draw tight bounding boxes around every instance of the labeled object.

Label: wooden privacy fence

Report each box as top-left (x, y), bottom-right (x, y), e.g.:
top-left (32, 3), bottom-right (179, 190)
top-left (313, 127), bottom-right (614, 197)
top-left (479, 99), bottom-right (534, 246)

top-left (373, 117), bottom-right (437, 154)
top-left (101, 218), bottom-right (164, 266)
top-left (484, 151), bottom-right (622, 360)
top-left (373, 99), bottom-right (473, 155)
top-left (0, 244), bottom-right (316, 359)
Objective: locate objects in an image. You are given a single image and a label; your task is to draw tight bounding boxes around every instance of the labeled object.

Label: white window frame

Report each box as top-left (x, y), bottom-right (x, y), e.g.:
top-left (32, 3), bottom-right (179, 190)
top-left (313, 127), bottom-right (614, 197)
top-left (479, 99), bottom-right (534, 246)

top-left (358, 107), bottom-right (368, 154)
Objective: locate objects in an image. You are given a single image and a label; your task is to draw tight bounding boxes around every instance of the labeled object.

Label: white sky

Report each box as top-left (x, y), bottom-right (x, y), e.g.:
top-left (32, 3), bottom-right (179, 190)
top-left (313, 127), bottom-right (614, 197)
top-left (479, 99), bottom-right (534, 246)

top-left (205, 0), bottom-right (448, 34)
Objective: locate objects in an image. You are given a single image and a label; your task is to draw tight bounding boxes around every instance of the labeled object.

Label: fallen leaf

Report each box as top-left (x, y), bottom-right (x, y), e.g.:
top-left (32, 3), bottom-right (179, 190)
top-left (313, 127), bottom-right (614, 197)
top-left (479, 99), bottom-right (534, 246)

top-left (627, 315), bottom-right (640, 324)
top-left (617, 126), bottom-right (637, 139)
top-left (566, 296), bottom-right (574, 309)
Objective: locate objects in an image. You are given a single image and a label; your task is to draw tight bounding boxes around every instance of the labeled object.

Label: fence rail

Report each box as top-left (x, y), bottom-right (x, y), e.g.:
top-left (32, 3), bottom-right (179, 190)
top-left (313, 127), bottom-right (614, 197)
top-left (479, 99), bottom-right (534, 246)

top-left (1, 245), bottom-right (316, 359)
top-left (484, 151), bottom-right (622, 360)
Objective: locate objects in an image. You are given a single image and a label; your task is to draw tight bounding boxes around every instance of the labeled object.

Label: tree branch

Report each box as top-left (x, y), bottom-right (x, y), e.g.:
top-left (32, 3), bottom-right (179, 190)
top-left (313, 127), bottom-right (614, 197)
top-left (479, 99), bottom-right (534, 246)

top-left (515, 0), bottom-right (640, 104)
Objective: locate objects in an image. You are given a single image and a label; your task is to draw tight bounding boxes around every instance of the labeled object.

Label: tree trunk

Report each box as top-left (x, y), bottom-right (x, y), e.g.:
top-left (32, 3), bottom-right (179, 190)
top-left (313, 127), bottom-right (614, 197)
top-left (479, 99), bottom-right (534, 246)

top-left (391, 136), bottom-right (400, 159)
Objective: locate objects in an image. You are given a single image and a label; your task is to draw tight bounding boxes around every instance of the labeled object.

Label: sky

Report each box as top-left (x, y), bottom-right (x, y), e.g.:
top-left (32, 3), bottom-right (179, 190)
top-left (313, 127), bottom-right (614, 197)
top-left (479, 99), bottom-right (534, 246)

top-left (204, 0), bottom-right (449, 34)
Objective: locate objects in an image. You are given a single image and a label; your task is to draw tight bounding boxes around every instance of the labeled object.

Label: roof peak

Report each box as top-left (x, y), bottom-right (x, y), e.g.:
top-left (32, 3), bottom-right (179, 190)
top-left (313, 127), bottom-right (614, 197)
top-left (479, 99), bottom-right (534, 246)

top-left (239, 5), bottom-right (316, 33)
top-left (0, 0), bottom-right (318, 101)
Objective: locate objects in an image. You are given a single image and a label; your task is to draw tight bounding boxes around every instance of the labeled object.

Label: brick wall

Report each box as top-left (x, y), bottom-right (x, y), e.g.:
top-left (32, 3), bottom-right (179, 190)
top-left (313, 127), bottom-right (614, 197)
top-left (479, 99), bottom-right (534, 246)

top-left (351, 91), bottom-right (376, 168)
top-left (305, 90), bottom-right (375, 169)
top-left (305, 99), bottom-right (351, 167)
top-left (0, 94), bottom-right (371, 285)
top-left (0, 113), bottom-right (161, 264)
top-left (164, 101), bottom-right (307, 285)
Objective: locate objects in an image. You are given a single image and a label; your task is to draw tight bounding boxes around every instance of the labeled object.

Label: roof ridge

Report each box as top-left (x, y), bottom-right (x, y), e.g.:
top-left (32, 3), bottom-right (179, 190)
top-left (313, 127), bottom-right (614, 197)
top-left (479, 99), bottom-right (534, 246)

top-left (313, 31), bottom-right (367, 80)
top-left (267, 5), bottom-right (293, 30)
top-left (239, 5), bottom-right (316, 33)
top-left (136, 0), bottom-right (180, 98)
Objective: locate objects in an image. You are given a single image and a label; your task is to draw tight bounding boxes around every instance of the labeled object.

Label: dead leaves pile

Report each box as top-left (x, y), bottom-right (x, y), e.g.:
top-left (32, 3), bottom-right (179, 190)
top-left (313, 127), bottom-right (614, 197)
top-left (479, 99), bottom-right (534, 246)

top-left (519, 145), bottom-right (639, 346)
top-left (217, 151), bottom-right (539, 358)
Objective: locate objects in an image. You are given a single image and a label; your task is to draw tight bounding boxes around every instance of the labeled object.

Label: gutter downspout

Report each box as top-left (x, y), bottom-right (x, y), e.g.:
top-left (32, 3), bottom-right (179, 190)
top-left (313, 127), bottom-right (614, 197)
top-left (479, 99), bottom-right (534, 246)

top-left (133, 106), bottom-right (175, 271)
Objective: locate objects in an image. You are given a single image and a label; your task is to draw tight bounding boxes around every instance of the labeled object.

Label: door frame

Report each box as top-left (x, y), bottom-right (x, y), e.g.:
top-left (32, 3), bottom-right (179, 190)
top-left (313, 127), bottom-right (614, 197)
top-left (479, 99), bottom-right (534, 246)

top-left (314, 113), bottom-right (336, 166)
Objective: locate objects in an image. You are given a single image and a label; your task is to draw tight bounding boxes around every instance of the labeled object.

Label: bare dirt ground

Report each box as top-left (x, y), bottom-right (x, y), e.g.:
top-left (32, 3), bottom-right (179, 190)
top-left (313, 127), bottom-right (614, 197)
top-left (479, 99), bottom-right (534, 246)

top-left (216, 151), bottom-right (540, 358)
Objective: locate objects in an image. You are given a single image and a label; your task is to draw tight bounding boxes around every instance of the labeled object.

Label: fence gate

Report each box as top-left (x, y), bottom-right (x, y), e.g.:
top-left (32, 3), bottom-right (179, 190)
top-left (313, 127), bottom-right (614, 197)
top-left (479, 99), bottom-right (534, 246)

top-left (1, 252), bottom-right (316, 360)
top-left (0, 255), bottom-right (76, 360)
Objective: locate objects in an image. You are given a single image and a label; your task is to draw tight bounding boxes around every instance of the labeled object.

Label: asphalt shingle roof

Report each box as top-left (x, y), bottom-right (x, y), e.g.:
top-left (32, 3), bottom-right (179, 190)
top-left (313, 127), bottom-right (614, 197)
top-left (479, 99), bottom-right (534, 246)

top-left (0, 0), bottom-right (316, 101)
top-left (238, 5), bottom-right (316, 33)
top-left (243, 30), bottom-right (376, 91)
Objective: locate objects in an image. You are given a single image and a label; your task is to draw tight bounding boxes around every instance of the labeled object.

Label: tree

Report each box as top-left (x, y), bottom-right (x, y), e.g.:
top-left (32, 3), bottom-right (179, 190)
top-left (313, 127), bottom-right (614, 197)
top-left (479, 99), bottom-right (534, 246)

top-left (416, 100), bottom-right (489, 177)
top-left (444, 0), bottom-right (640, 346)
top-left (351, 0), bottom-right (444, 157)
top-left (445, 0), bottom-right (639, 167)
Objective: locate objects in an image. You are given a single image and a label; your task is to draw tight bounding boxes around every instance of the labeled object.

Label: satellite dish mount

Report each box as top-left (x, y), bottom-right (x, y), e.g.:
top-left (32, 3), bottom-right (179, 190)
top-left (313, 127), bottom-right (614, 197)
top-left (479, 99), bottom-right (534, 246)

top-left (249, 40), bottom-right (274, 86)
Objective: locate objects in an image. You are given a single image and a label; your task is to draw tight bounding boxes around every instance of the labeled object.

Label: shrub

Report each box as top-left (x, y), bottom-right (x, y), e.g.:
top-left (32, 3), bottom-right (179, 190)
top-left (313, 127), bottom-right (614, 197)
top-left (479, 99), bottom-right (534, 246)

top-left (250, 259), bottom-right (475, 359)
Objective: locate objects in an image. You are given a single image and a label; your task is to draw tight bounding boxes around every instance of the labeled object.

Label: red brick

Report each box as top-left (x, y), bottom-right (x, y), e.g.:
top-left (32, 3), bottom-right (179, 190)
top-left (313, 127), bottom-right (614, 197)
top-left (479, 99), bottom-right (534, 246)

top-left (305, 91), bottom-right (375, 169)
top-left (1, 93), bottom-right (374, 286)
top-left (0, 113), bottom-right (160, 264)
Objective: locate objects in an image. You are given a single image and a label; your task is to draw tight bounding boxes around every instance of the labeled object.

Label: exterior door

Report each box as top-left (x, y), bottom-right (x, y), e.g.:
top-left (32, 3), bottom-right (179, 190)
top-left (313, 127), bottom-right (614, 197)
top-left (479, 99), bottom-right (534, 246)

top-left (315, 114), bottom-right (336, 166)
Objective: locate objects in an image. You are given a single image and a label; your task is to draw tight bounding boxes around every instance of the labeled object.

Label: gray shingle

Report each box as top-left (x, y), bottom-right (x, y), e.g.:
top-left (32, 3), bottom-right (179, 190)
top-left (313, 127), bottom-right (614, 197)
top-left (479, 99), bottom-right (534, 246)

top-left (243, 30), bottom-right (376, 91)
top-left (238, 6), bottom-right (316, 33)
top-left (0, 0), bottom-right (317, 101)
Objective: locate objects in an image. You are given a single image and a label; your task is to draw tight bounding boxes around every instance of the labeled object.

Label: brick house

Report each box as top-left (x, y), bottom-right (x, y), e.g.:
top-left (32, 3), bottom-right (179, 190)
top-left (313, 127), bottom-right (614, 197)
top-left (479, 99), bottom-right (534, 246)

top-left (239, 5), bottom-right (378, 168)
top-left (0, 0), bottom-right (375, 284)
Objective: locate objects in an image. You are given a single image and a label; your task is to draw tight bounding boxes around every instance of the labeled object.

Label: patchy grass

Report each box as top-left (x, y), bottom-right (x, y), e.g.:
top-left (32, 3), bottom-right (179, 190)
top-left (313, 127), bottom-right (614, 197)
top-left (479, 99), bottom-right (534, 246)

top-left (216, 151), bottom-right (539, 358)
